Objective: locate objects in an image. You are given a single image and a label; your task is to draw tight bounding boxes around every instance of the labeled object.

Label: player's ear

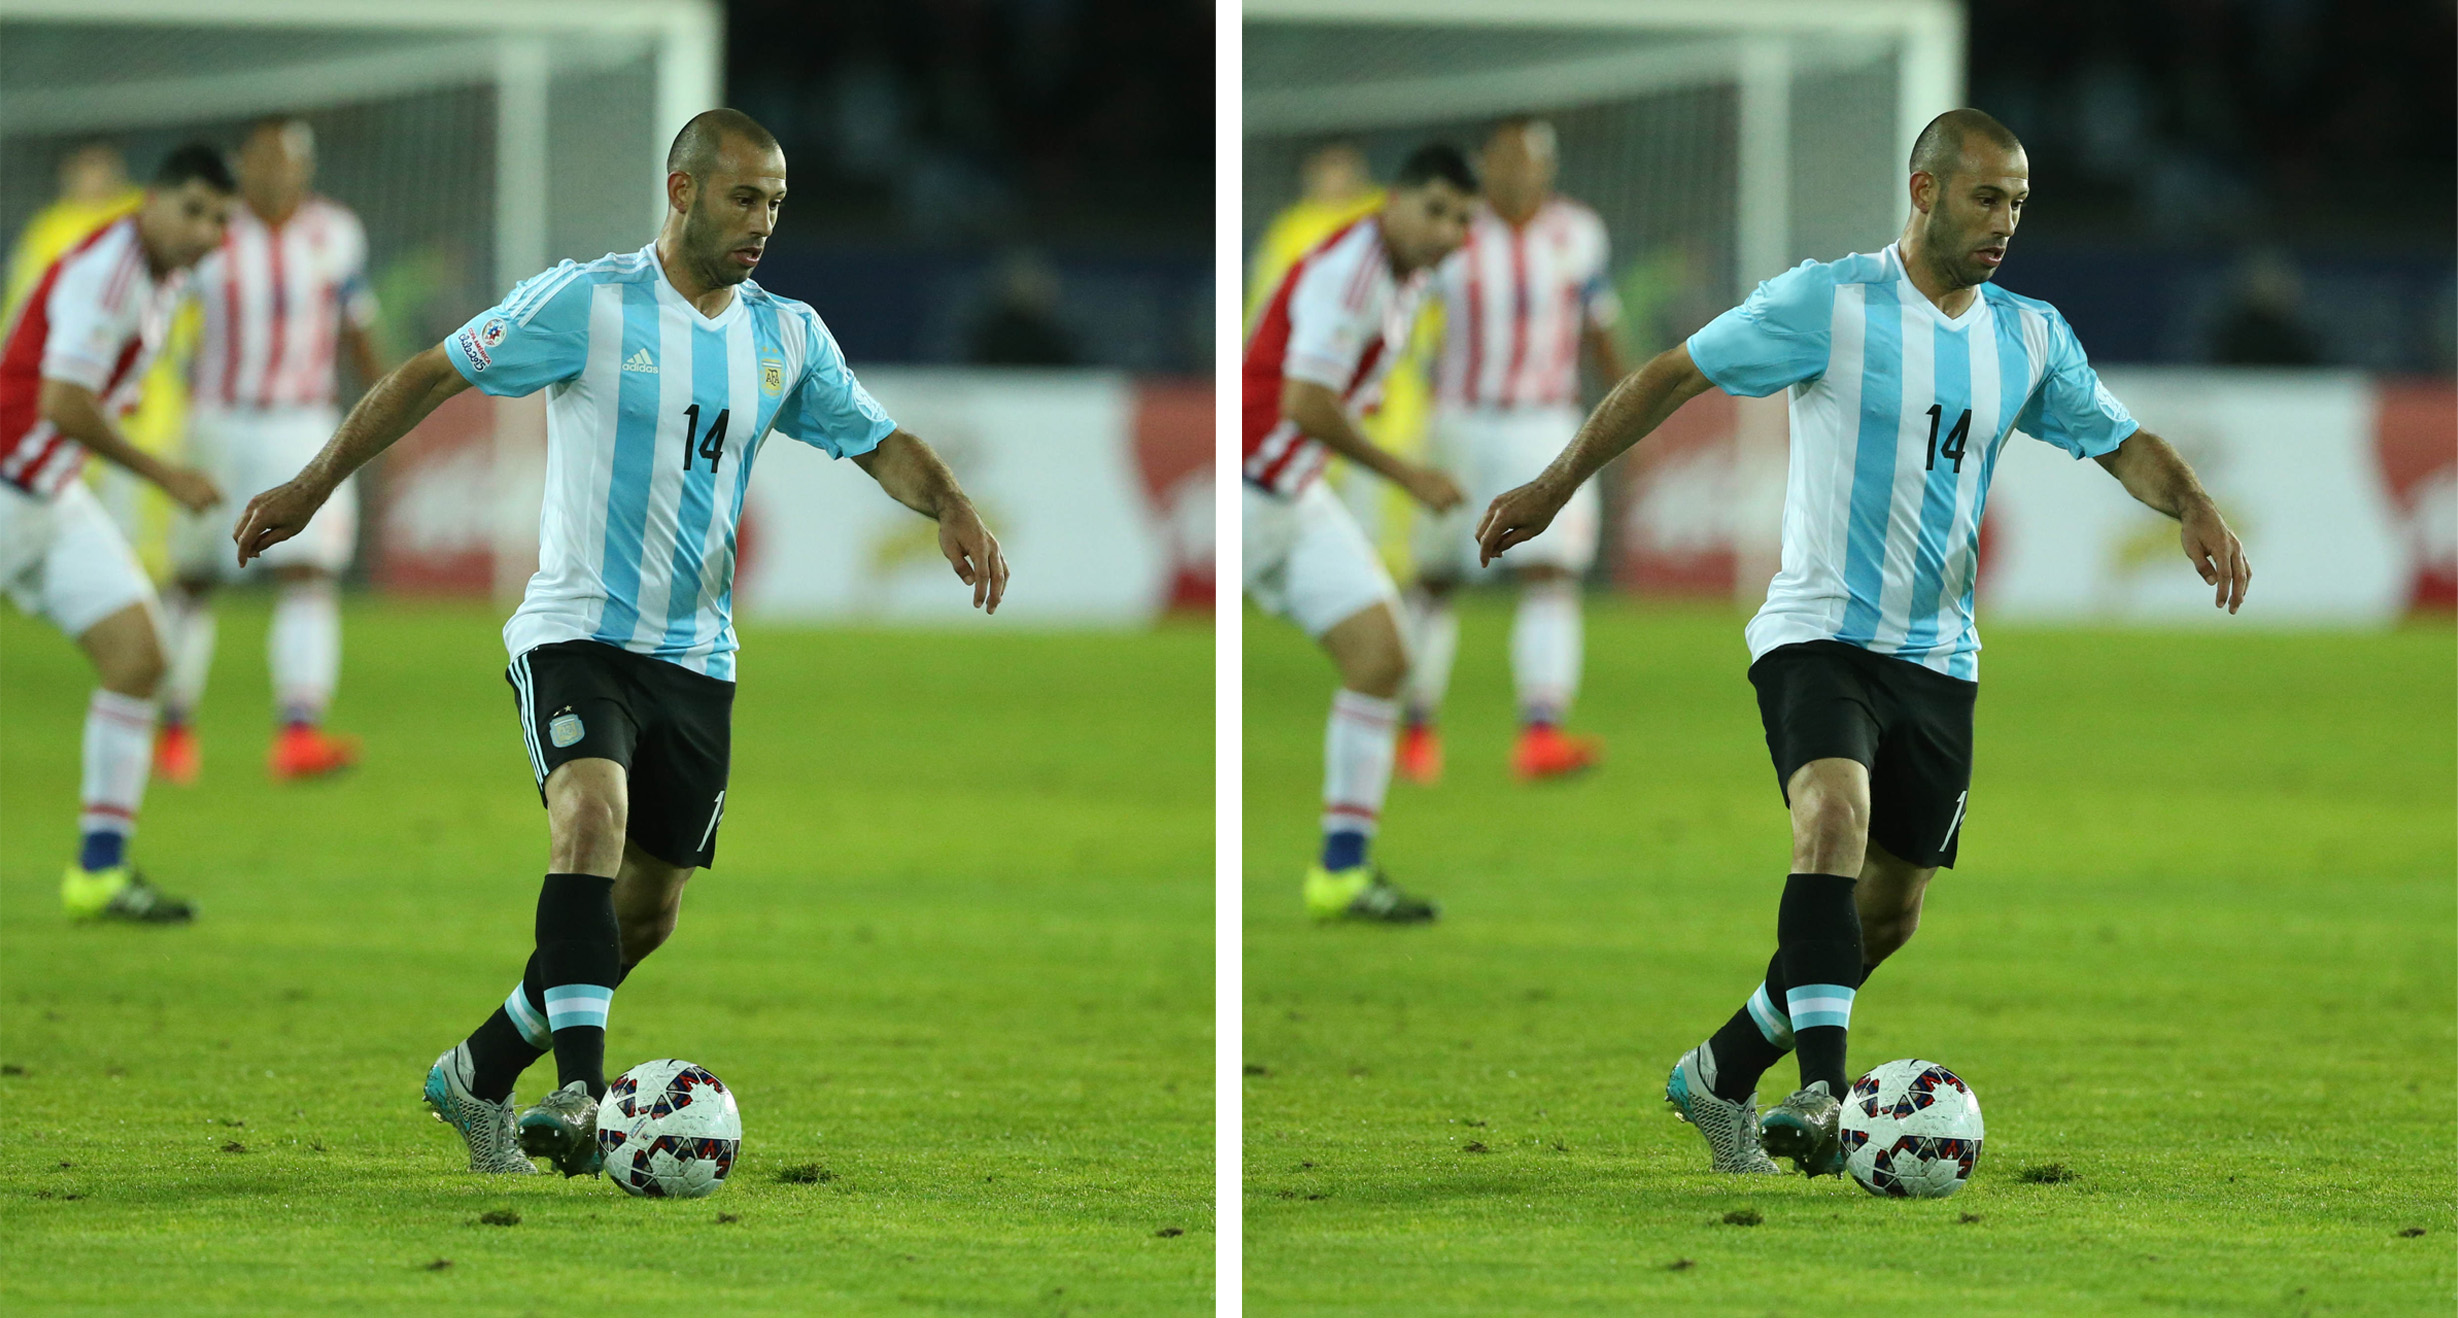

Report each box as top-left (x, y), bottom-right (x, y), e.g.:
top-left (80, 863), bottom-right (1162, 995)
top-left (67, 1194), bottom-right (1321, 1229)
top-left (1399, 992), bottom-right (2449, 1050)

top-left (666, 170), bottom-right (694, 215)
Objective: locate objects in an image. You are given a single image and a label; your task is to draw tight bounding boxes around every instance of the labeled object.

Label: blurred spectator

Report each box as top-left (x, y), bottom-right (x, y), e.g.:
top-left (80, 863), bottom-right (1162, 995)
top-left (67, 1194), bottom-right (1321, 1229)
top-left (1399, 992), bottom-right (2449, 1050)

top-left (2211, 249), bottom-right (2322, 366)
top-left (968, 249), bottom-right (1080, 366)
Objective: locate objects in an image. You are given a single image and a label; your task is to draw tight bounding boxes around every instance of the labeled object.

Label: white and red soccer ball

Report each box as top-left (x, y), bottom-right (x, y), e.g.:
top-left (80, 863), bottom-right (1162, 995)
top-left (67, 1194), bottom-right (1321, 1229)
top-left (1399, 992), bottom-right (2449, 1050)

top-left (597, 1058), bottom-right (742, 1199)
top-left (1838, 1058), bottom-right (1985, 1198)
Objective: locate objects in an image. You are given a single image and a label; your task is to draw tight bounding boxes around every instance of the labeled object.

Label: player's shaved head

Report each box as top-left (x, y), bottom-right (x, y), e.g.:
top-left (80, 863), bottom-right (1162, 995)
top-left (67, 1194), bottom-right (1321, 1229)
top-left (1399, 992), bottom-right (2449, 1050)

top-left (1909, 108), bottom-right (2023, 185)
top-left (666, 109), bottom-right (781, 182)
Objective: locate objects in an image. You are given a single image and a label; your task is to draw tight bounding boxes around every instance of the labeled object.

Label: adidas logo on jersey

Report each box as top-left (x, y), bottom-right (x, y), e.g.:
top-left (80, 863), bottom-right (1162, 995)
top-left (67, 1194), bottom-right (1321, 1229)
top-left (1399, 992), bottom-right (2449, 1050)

top-left (622, 349), bottom-right (658, 374)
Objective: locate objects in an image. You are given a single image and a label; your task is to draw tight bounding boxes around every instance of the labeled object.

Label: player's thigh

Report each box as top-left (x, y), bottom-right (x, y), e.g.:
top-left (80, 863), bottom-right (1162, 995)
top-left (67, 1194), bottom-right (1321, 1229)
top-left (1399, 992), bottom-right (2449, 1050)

top-left (1280, 482), bottom-right (1400, 642)
top-left (621, 658), bottom-right (734, 871)
top-left (1866, 662), bottom-right (1977, 870)
top-left (510, 641), bottom-right (644, 815)
top-left (1749, 641), bottom-right (1882, 811)
top-left (167, 411), bottom-right (239, 582)
top-left (1475, 407), bottom-right (1598, 573)
top-left (26, 483), bottom-right (160, 645)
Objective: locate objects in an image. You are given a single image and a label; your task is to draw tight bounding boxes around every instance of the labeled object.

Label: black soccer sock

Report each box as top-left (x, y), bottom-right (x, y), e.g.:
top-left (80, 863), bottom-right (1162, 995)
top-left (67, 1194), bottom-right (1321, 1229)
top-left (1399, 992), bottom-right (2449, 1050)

top-left (463, 952), bottom-right (551, 1103)
top-left (535, 872), bottom-right (621, 1101)
top-left (1705, 950), bottom-right (1788, 1103)
top-left (1776, 872), bottom-right (1863, 1099)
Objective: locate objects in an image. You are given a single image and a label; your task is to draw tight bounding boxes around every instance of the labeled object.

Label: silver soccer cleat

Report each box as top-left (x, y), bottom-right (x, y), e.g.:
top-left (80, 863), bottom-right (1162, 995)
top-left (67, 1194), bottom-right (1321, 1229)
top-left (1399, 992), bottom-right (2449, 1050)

top-left (1665, 1043), bottom-right (1783, 1175)
top-left (423, 1043), bottom-right (539, 1174)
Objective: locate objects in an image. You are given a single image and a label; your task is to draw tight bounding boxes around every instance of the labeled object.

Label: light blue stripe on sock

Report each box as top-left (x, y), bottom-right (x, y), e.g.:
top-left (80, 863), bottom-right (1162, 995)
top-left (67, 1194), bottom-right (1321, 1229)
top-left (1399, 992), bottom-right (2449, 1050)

top-left (504, 982), bottom-right (552, 1048)
top-left (1746, 982), bottom-right (1794, 1048)
top-left (1785, 983), bottom-right (1857, 1032)
top-left (542, 984), bottom-right (614, 1031)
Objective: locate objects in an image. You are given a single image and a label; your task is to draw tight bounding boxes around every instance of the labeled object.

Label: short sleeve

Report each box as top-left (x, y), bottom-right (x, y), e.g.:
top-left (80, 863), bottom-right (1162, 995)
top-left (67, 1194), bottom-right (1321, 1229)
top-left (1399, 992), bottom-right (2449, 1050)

top-left (1685, 260), bottom-right (1835, 398)
top-left (39, 248), bottom-right (137, 392)
top-left (773, 311), bottom-right (895, 458)
top-left (1282, 254), bottom-right (1372, 391)
top-left (445, 263), bottom-right (591, 397)
top-left (2016, 310), bottom-right (2137, 459)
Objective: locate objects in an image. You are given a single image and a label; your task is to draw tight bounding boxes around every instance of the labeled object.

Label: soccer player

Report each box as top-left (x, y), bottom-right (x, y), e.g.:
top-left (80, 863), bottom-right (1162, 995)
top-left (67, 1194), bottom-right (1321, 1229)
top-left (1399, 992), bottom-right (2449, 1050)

top-left (1476, 110), bottom-right (2249, 1175)
top-left (0, 144), bottom-right (235, 923)
top-left (1244, 144), bottom-right (1475, 924)
top-left (1402, 118), bottom-right (1628, 784)
top-left (159, 117), bottom-right (384, 783)
top-left (233, 109), bottom-right (1009, 1176)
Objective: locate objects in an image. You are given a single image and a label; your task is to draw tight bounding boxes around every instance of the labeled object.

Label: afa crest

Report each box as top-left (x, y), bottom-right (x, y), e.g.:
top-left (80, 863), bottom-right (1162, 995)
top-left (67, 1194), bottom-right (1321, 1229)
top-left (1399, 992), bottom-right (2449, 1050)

top-left (759, 358), bottom-right (785, 395)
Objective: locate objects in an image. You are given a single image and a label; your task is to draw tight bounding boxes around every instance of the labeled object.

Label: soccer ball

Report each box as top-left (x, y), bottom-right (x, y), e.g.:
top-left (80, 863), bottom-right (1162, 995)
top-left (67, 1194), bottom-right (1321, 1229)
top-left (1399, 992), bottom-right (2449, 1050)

top-left (596, 1059), bottom-right (742, 1199)
top-left (1838, 1058), bottom-right (1984, 1199)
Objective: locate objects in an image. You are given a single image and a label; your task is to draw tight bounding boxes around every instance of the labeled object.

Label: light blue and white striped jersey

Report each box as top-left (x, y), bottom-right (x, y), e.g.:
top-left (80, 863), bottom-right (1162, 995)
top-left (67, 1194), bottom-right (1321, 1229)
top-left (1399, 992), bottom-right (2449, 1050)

top-left (444, 244), bottom-right (896, 680)
top-left (1687, 243), bottom-right (2137, 681)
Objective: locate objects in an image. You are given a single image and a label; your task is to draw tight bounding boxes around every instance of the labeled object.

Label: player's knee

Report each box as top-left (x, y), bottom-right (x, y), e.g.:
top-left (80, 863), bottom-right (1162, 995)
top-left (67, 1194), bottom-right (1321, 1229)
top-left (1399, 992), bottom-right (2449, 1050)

top-left (1344, 646), bottom-right (1408, 699)
top-left (618, 908), bottom-right (678, 964)
top-left (100, 635), bottom-right (167, 698)
top-left (1791, 784), bottom-right (1869, 866)
top-left (548, 791), bottom-right (627, 867)
top-left (1864, 909), bottom-right (1920, 962)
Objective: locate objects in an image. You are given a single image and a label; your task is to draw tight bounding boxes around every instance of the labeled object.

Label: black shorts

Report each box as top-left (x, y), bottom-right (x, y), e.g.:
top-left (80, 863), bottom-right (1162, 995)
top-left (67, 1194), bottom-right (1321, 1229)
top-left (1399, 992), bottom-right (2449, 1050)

top-left (1748, 640), bottom-right (1976, 869)
top-left (507, 640), bottom-right (733, 869)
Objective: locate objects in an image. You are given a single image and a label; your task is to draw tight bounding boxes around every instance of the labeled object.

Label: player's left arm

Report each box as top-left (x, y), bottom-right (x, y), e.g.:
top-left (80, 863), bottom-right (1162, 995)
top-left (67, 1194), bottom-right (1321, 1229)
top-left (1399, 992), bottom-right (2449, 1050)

top-left (2094, 429), bottom-right (2250, 613)
top-left (850, 430), bottom-right (1009, 615)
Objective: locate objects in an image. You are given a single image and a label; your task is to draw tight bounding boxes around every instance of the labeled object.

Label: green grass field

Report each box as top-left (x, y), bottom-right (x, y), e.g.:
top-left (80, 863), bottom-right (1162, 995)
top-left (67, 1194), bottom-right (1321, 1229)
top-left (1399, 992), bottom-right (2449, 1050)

top-left (0, 596), bottom-right (1212, 1315)
top-left (1245, 596), bottom-right (2456, 1316)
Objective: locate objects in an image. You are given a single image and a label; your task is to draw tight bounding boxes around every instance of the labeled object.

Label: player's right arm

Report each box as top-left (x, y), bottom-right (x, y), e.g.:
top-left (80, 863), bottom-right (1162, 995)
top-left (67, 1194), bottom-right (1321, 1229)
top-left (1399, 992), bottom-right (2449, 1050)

top-left (1478, 260), bottom-right (1830, 565)
top-left (1280, 378), bottom-right (1460, 511)
top-left (1475, 344), bottom-right (1713, 565)
top-left (233, 345), bottom-right (467, 564)
top-left (37, 379), bottom-right (219, 511)
top-left (237, 263), bottom-right (589, 565)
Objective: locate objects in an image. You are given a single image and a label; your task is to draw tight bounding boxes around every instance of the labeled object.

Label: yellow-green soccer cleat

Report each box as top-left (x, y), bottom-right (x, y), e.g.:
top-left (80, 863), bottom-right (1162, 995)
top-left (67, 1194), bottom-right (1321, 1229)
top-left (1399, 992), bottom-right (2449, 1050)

top-left (1304, 864), bottom-right (1439, 924)
top-left (61, 865), bottom-right (194, 924)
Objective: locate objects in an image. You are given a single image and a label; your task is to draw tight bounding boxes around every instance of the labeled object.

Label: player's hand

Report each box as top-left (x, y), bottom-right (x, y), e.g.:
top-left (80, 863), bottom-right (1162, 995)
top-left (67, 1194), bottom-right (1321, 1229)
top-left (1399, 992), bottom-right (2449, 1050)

top-left (1476, 478), bottom-right (1568, 567)
top-left (938, 499), bottom-right (1009, 614)
top-left (1399, 464), bottom-right (1464, 513)
top-left (2179, 497), bottom-right (2249, 614)
top-left (156, 465), bottom-right (222, 514)
top-left (233, 478), bottom-right (330, 568)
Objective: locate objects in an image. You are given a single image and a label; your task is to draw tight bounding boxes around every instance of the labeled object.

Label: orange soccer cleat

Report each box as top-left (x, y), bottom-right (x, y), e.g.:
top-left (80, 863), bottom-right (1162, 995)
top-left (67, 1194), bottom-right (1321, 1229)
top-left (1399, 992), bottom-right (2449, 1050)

top-left (1513, 724), bottom-right (1601, 781)
top-left (1397, 722), bottom-right (1444, 785)
top-left (153, 723), bottom-right (201, 786)
top-left (269, 724), bottom-right (361, 781)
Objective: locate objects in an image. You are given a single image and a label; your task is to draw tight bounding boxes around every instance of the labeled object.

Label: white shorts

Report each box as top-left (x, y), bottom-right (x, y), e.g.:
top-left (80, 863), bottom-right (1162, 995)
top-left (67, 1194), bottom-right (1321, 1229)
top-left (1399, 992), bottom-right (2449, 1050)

top-left (171, 404), bottom-right (355, 579)
top-left (1411, 404), bottom-right (1600, 578)
top-left (0, 479), bottom-right (158, 637)
top-left (1243, 479), bottom-right (1400, 639)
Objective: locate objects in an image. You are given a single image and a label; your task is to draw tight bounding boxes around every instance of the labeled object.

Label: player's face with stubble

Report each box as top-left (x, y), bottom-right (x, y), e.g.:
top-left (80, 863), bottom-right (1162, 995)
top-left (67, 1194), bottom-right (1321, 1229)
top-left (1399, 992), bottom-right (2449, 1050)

top-left (1383, 180), bottom-right (1475, 273)
top-left (143, 182), bottom-right (234, 271)
top-left (680, 146), bottom-right (788, 288)
top-left (1919, 146), bottom-right (2029, 288)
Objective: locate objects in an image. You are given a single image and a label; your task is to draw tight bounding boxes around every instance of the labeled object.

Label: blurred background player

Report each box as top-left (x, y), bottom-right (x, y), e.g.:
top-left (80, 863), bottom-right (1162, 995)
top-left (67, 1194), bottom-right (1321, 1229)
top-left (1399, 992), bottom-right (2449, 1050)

top-left (155, 117), bottom-right (384, 784)
top-left (1477, 109), bottom-right (2250, 1179)
top-left (1401, 118), bottom-right (1629, 784)
top-left (5, 144), bottom-right (141, 311)
top-left (1243, 143), bottom-right (1474, 925)
top-left (234, 109), bottom-right (1007, 1178)
top-left (0, 144), bottom-right (235, 923)
top-left (1244, 143), bottom-right (1383, 325)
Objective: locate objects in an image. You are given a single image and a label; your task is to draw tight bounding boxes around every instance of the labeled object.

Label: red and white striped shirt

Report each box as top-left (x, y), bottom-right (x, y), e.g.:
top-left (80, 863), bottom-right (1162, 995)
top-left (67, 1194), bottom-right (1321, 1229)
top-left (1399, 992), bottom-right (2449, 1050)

top-left (0, 218), bottom-right (182, 497)
top-left (190, 196), bottom-right (376, 411)
top-left (1242, 216), bottom-right (1427, 496)
top-left (1430, 197), bottom-right (1618, 410)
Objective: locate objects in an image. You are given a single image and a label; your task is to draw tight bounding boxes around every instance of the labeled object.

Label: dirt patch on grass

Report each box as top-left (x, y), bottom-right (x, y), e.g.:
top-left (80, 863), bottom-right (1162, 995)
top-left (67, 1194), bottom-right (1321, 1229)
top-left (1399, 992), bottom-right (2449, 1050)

top-left (478, 1209), bottom-right (520, 1227)
top-left (775, 1163), bottom-right (835, 1184)
top-left (2015, 1163), bottom-right (2077, 1184)
top-left (1722, 1209), bottom-right (1763, 1226)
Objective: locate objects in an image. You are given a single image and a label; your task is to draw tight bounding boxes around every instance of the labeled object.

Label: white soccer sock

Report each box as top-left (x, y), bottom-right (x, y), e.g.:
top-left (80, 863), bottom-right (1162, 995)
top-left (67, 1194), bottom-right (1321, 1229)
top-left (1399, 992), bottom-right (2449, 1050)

top-left (269, 579), bottom-right (341, 726)
top-left (80, 689), bottom-right (157, 840)
top-left (160, 587), bottom-right (217, 723)
top-left (1511, 579), bottom-right (1584, 725)
top-left (1322, 688), bottom-right (1399, 838)
top-left (1401, 587), bottom-right (1459, 726)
